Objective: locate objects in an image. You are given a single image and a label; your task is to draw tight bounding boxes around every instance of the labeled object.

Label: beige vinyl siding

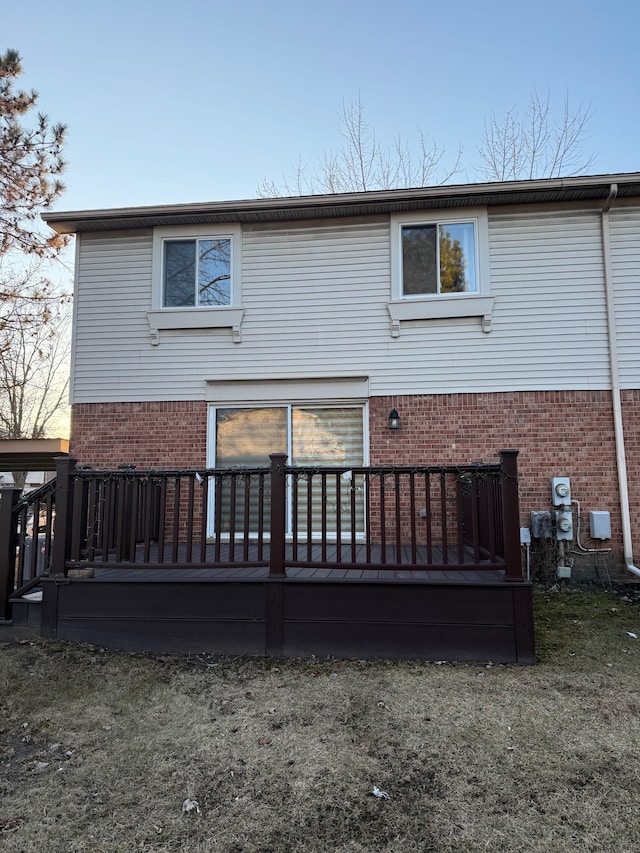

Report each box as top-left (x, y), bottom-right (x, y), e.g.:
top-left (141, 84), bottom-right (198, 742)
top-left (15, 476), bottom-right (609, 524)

top-left (72, 210), bottom-right (617, 404)
top-left (72, 231), bottom-right (153, 403)
top-left (480, 210), bottom-right (610, 391)
top-left (610, 207), bottom-right (640, 388)
top-left (72, 220), bottom-right (391, 403)
top-left (368, 210), bottom-right (610, 394)
top-left (240, 220), bottom-right (390, 358)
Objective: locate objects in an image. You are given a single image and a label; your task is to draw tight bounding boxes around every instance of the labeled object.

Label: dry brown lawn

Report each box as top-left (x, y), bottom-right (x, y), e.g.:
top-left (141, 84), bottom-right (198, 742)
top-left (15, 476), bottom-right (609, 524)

top-left (1, 586), bottom-right (639, 852)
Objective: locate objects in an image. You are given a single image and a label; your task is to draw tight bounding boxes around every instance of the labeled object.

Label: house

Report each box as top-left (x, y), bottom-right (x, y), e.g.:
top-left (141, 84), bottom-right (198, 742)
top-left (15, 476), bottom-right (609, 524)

top-left (41, 173), bottom-right (640, 584)
top-left (7, 172), bottom-right (638, 660)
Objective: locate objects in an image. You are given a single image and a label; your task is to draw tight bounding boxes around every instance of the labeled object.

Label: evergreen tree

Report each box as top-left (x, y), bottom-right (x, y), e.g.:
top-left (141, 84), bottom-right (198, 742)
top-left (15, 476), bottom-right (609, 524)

top-left (0, 48), bottom-right (68, 257)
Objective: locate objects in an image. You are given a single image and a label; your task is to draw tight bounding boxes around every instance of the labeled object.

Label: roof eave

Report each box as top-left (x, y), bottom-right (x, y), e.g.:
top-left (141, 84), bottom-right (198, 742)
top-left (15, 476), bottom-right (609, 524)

top-left (41, 172), bottom-right (640, 234)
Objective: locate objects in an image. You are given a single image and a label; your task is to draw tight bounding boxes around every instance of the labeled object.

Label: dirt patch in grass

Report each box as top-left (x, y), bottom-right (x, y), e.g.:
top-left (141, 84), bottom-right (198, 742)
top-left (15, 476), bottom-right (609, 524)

top-left (1, 586), bottom-right (639, 852)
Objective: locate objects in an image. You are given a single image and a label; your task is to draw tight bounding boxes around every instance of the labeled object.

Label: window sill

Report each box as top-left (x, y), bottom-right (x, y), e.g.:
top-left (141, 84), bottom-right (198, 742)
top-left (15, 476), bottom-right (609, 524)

top-left (387, 295), bottom-right (494, 337)
top-left (147, 308), bottom-right (244, 345)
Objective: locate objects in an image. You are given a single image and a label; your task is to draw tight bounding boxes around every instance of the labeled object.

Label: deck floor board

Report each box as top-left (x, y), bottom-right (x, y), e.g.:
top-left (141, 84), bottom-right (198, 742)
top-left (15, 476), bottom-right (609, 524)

top-left (86, 565), bottom-right (506, 584)
top-left (79, 541), bottom-right (505, 581)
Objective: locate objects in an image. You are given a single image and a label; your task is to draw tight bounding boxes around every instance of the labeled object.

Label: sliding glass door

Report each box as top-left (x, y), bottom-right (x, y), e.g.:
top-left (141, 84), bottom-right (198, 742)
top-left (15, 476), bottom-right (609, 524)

top-left (210, 404), bottom-right (365, 537)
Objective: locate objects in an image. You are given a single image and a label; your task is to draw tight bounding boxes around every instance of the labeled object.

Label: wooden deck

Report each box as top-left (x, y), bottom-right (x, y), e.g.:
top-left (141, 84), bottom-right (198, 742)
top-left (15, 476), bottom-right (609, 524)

top-left (1, 452), bottom-right (535, 663)
top-left (87, 565), bottom-right (507, 582)
top-left (7, 565), bottom-right (535, 665)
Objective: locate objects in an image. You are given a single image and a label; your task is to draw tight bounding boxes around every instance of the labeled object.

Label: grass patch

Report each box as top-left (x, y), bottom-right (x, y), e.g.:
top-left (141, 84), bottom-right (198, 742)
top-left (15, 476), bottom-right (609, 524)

top-left (1, 586), bottom-right (640, 852)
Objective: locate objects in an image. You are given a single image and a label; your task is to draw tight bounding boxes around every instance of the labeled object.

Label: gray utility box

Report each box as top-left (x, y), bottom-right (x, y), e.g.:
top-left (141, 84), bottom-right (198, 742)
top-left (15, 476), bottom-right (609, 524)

top-left (589, 511), bottom-right (611, 540)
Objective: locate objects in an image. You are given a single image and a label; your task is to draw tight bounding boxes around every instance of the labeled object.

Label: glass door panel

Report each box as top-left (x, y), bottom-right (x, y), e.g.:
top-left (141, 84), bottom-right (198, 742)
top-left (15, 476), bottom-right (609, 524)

top-left (215, 407), bottom-right (287, 534)
top-left (292, 407), bottom-right (364, 537)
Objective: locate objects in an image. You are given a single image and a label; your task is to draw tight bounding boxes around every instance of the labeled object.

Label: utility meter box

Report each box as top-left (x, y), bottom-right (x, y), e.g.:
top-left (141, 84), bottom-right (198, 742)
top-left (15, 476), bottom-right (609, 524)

top-left (551, 477), bottom-right (571, 506)
top-left (555, 509), bottom-right (574, 541)
top-left (590, 511), bottom-right (611, 540)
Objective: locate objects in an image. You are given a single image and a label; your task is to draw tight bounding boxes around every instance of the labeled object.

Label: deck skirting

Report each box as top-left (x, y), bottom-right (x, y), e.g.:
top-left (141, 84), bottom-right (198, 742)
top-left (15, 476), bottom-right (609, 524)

top-left (35, 571), bottom-right (535, 664)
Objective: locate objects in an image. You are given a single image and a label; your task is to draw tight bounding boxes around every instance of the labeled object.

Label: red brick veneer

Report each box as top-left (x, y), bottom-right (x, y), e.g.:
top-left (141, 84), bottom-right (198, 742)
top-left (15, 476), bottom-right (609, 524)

top-left (71, 391), bottom-right (640, 575)
top-left (71, 401), bottom-right (209, 469)
top-left (370, 391), bottom-right (640, 572)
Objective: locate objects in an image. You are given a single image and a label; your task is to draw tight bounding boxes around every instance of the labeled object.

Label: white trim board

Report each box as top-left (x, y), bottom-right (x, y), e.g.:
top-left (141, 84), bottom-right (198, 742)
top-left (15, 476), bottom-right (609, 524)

top-left (205, 376), bottom-right (370, 404)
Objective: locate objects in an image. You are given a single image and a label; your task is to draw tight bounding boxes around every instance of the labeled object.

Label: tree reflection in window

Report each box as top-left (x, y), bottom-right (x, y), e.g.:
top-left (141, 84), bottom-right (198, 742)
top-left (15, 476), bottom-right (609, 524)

top-left (164, 238), bottom-right (231, 307)
top-left (401, 221), bottom-right (476, 295)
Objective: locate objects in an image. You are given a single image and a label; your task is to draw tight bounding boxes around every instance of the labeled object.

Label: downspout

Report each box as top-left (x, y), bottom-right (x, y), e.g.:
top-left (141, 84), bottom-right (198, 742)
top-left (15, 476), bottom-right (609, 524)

top-left (601, 184), bottom-right (640, 578)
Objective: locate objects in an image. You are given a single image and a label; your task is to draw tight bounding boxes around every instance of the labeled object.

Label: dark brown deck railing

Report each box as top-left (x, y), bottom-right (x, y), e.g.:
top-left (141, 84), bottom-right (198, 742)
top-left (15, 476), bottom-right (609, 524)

top-left (0, 450), bottom-right (522, 616)
top-left (0, 478), bottom-right (57, 618)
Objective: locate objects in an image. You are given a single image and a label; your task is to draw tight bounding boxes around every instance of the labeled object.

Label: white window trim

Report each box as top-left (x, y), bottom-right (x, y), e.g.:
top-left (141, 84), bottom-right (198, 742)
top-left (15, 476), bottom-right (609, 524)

top-left (148, 223), bottom-right (243, 345)
top-left (388, 208), bottom-right (493, 336)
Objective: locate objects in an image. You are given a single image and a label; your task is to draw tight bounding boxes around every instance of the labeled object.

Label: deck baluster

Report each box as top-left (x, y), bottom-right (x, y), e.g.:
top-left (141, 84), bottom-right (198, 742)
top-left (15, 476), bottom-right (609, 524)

top-left (171, 475), bottom-right (181, 563)
top-left (199, 475), bottom-right (209, 563)
top-left (214, 474), bottom-right (223, 563)
top-left (440, 471), bottom-right (448, 565)
top-left (305, 473), bottom-right (313, 562)
top-left (424, 471), bottom-right (433, 564)
top-left (456, 473), bottom-right (465, 564)
top-left (257, 472), bottom-right (265, 562)
top-left (409, 472), bottom-right (417, 564)
top-left (350, 472), bottom-right (357, 563)
top-left (321, 473), bottom-right (327, 562)
top-left (242, 473), bottom-right (251, 562)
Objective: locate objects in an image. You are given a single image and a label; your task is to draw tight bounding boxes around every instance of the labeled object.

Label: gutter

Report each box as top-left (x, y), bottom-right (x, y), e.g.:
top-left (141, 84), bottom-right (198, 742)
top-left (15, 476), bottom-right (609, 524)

top-left (41, 171), bottom-right (640, 235)
top-left (601, 183), bottom-right (640, 579)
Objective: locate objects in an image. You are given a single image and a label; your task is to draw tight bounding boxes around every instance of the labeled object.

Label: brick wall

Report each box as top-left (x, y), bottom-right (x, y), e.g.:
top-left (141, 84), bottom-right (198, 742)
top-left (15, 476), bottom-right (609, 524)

top-left (370, 391), bottom-right (639, 579)
top-left (70, 401), bottom-right (209, 469)
top-left (71, 391), bottom-right (639, 579)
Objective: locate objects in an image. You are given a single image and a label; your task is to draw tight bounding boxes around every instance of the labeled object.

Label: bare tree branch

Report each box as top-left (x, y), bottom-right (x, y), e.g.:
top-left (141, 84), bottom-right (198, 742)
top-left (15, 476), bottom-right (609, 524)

top-left (478, 89), bottom-right (593, 181)
top-left (258, 94), bottom-right (462, 197)
top-left (266, 89), bottom-right (595, 197)
top-left (0, 260), bottom-right (71, 449)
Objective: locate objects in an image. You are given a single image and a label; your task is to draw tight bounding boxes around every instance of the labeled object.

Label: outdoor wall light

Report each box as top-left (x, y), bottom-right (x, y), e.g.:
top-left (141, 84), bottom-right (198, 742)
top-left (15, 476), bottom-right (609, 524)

top-left (388, 409), bottom-right (400, 430)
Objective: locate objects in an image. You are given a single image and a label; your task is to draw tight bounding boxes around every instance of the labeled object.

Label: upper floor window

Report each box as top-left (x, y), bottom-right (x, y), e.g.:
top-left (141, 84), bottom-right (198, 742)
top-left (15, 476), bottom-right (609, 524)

top-left (164, 237), bottom-right (231, 307)
top-left (401, 221), bottom-right (477, 296)
top-left (388, 209), bottom-right (492, 335)
top-left (149, 223), bottom-right (244, 344)
top-left (152, 223), bottom-right (241, 310)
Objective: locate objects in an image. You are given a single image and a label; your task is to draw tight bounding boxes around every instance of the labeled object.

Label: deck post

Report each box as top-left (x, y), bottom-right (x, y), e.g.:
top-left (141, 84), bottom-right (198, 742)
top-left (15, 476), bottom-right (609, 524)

top-left (269, 453), bottom-right (287, 577)
top-left (0, 488), bottom-right (21, 620)
top-left (500, 449), bottom-right (523, 580)
top-left (51, 457), bottom-right (78, 576)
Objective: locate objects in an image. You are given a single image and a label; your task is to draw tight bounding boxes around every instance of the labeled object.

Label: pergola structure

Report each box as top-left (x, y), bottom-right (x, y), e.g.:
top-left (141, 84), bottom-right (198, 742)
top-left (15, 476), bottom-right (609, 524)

top-left (0, 439), bottom-right (69, 474)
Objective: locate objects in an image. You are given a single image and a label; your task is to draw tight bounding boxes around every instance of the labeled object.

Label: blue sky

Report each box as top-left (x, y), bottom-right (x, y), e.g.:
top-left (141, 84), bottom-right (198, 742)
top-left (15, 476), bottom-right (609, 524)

top-left (4, 0), bottom-right (640, 212)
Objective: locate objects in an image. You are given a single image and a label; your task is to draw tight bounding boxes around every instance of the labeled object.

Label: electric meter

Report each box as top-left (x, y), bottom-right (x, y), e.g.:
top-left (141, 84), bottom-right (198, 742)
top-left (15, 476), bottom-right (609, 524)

top-left (555, 510), bottom-right (573, 541)
top-left (551, 477), bottom-right (571, 506)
